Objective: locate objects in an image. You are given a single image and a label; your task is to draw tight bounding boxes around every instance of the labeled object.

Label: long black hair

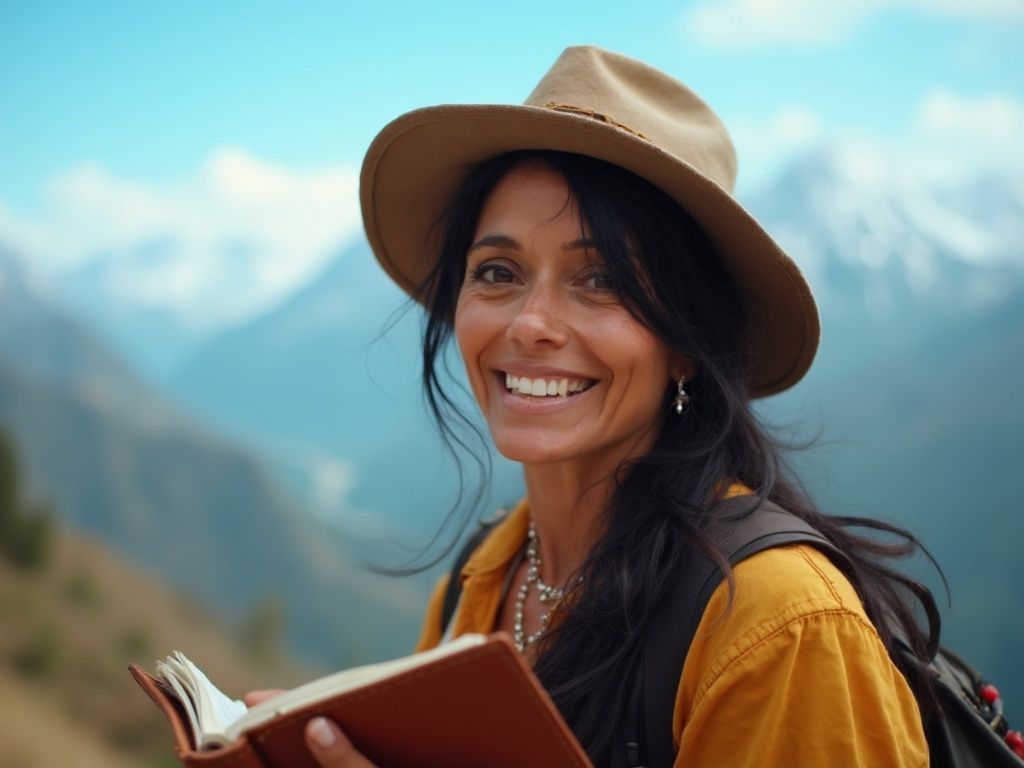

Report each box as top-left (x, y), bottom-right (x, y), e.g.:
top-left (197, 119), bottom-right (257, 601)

top-left (416, 150), bottom-right (941, 764)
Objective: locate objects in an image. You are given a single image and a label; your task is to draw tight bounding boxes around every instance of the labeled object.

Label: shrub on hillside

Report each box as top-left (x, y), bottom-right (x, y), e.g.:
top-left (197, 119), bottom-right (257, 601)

top-left (0, 431), bottom-right (53, 570)
top-left (64, 565), bottom-right (103, 609)
top-left (14, 623), bottom-right (62, 679)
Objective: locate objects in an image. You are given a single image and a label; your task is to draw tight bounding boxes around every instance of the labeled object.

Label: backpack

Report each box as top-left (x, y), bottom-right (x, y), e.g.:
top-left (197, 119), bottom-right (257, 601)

top-left (440, 499), bottom-right (1024, 767)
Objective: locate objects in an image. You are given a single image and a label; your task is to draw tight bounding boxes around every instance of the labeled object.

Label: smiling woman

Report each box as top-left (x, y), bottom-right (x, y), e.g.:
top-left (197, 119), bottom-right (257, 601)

top-left (455, 162), bottom-right (685, 471)
top-left (268, 46), bottom-right (945, 767)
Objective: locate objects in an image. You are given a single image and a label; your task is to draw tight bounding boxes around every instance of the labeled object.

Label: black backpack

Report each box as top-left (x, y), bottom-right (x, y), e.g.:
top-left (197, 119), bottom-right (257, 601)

top-left (440, 499), bottom-right (1024, 767)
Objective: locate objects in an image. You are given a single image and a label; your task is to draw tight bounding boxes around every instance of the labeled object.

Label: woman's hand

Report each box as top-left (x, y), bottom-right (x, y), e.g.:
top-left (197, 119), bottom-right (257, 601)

top-left (243, 691), bottom-right (378, 767)
top-left (304, 716), bottom-right (378, 768)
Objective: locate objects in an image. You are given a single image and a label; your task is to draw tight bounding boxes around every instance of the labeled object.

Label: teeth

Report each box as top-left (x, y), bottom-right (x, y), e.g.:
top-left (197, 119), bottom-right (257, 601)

top-left (503, 374), bottom-right (593, 398)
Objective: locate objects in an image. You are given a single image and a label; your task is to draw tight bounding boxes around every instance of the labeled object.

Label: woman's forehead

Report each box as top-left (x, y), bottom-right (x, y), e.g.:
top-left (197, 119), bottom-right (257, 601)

top-left (473, 163), bottom-right (586, 240)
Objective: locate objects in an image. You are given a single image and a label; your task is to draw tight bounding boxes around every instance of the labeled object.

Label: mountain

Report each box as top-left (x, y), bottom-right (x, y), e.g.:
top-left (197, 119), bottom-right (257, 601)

top-left (0, 249), bottom-right (424, 667)
top-left (52, 236), bottom-right (216, 381)
top-left (170, 240), bottom-right (415, 458)
top-left (748, 147), bottom-right (1023, 323)
top-left (169, 239), bottom-right (524, 543)
top-left (0, 247), bottom-right (181, 431)
top-left (51, 231), bottom-right (319, 381)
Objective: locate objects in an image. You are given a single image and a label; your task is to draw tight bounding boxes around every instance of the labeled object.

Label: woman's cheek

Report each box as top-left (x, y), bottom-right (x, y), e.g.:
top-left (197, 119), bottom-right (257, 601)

top-left (454, 299), bottom-right (494, 407)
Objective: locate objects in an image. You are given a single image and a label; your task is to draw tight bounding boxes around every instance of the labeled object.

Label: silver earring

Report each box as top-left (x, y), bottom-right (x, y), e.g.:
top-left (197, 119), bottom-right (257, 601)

top-left (673, 376), bottom-right (689, 415)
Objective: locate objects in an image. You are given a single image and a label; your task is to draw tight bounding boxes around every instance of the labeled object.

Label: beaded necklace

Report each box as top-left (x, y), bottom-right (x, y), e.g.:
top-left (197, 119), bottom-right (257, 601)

top-left (513, 520), bottom-right (569, 652)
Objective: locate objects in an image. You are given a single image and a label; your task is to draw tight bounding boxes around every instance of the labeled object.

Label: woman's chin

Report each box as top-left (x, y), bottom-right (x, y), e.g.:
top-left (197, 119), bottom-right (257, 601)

top-left (491, 434), bottom-right (579, 465)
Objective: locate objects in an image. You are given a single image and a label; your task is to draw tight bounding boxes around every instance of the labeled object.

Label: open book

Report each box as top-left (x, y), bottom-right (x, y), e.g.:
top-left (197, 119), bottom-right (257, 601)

top-left (130, 632), bottom-right (592, 768)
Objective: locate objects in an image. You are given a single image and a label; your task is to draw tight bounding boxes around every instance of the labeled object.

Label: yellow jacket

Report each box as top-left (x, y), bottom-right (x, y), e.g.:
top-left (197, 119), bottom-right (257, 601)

top-left (416, 499), bottom-right (929, 767)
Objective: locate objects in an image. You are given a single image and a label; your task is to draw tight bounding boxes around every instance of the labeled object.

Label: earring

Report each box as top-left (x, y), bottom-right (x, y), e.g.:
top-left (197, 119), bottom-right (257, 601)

top-left (673, 376), bottom-right (689, 415)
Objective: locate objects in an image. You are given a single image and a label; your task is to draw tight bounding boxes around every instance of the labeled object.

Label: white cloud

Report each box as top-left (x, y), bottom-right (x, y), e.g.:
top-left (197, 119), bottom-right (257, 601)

top-left (728, 105), bottom-right (826, 189)
top-left (0, 147), bottom-right (361, 329)
top-left (902, 88), bottom-right (1024, 182)
top-left (0, 201), bottom-right (48, 261)
top-left (682, 0), bottom-right (1024, 48)
top-left (916, 88), bottom-right (1024, 144)
top-left (732, 90), bottom-right (1024, 195)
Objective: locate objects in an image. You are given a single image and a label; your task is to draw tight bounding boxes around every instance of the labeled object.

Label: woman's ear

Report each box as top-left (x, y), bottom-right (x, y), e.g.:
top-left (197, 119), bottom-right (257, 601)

top-left (671, 355), bottom-right (696, 384)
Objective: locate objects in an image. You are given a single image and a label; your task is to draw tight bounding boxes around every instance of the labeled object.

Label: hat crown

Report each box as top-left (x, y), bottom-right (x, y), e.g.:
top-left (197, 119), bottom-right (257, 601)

top-left (525, 46), bottom-right (737, 193)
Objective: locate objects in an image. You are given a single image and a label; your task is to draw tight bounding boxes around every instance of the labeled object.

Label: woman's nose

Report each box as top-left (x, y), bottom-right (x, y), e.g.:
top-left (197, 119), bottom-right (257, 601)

top-left (505, 288), bottom-right (569, 348)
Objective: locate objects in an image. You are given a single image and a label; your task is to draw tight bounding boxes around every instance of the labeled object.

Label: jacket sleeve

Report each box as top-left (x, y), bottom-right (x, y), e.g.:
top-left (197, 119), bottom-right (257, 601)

top-left (673, 546), bottom-right (928, 768)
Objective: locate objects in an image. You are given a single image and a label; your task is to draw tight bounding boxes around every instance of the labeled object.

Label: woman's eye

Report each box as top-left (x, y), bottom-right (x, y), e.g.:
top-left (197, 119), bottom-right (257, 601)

top-left (471, 263), bottom-right (517, 284)
top-left (582, 272), bottom-right (617, 291)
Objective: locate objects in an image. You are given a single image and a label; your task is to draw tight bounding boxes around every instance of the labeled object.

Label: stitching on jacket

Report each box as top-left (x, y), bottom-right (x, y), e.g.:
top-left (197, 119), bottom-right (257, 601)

top-left (692, 606), bottom-right (880, 711)
top-left (797, 546), bottom-right (845, 608)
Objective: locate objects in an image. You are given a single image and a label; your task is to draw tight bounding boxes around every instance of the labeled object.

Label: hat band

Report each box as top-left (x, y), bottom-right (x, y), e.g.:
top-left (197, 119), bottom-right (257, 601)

top-left (543, 101), bottom-right (649, 141)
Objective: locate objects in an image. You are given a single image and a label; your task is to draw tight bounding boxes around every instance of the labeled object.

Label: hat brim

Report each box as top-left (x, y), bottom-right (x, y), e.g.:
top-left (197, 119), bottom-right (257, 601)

top-left (360, 104), bottom-right (818, 397)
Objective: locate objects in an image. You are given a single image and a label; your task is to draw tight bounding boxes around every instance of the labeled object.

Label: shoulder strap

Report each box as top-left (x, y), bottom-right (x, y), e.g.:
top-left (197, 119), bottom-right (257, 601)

top-left (440, 520), bottom-right (501, 635)
top-left (637, 498), bottom-right (853, 768)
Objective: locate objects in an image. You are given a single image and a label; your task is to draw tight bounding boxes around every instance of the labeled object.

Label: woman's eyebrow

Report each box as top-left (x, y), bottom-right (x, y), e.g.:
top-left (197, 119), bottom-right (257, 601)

top-left (562, 237), bottom-right (597, 251)
top-left (468, 234), bottom-right (519, 253)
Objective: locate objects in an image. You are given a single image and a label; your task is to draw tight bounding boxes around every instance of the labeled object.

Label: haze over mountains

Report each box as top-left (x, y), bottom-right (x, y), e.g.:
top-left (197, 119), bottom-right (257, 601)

top-left (2, 147), bottom-right (1021, 703)
top-left (0, 250), bottom-right (424, 667)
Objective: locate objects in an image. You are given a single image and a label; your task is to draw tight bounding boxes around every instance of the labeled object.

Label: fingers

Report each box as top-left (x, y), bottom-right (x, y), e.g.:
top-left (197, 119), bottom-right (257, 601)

top-left (306, 717), bottom-right (377, 768)
top-left (243, 688), bottom-right (285, 707)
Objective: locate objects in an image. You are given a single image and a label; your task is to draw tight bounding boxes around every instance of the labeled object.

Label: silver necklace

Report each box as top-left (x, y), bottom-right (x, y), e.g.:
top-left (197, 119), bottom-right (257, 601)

top-left (513, 520), bottom-right (567, 652)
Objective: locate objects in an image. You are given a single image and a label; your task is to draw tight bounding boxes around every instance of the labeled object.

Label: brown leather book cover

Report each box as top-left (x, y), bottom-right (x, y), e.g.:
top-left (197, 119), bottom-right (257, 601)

top-left (130, 633), bottom-right (593, 768)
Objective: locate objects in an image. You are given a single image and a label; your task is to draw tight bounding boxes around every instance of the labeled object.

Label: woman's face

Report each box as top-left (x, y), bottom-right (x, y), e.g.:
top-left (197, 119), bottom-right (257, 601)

top-left (454, 162), bottom-right (687, 469)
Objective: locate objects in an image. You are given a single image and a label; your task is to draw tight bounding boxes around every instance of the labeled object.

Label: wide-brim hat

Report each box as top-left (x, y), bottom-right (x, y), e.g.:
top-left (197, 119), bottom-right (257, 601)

top-left (360, 45), bottom-right (818, 397)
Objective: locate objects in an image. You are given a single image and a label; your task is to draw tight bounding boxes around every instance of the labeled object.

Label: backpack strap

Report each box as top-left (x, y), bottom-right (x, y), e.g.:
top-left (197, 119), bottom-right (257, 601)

top-left (635, 497), bottom-right (853, 768)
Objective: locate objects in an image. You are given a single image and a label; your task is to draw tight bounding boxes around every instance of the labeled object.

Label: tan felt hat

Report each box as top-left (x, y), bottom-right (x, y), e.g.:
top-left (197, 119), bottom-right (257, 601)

top-left (360, 45), bottom-right (819, 396)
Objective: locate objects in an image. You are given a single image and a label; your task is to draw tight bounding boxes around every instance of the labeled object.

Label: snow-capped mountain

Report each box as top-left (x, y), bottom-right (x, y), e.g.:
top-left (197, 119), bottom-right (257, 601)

top-left (747, 146), bottom-right (1024, 321)
top-left (52, 230), bottom-right (348, 381)
top-left (0, 245), bottom-right (183, 431)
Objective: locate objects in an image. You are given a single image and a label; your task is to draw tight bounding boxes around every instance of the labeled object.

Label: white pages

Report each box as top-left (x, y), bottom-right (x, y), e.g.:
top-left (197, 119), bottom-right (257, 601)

top-left (156, 634), bottom-right (488, 750)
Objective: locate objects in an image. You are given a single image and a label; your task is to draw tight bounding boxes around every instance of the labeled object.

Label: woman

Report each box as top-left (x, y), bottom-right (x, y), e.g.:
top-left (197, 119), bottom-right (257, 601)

top-left (253, 46), bottom-right (935, 767)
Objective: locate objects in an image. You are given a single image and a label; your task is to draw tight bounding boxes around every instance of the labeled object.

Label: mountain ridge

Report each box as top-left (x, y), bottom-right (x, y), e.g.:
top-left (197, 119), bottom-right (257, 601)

top-left (0, 254), bottom-right (425, 667)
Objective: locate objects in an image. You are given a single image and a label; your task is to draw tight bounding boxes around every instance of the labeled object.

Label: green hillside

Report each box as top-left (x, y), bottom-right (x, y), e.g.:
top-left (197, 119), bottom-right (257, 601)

top-left (0, 514), bottom-right (316, 767)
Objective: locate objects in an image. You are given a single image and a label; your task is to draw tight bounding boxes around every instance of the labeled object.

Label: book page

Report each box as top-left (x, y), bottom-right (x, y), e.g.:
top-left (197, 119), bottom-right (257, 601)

top-left (156, 651), bottom-right (249, 749)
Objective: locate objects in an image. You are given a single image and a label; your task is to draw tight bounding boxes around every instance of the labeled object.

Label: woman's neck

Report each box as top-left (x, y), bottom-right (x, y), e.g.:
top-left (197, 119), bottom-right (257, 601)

top-left (519, 427), bottom-right (662, 586)
top-left (522, 460), bottom-right (614, 587)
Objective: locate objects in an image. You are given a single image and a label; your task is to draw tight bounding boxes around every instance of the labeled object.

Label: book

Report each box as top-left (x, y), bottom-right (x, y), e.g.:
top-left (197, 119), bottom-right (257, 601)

top-left (130, 632), bottom-right (593, 768)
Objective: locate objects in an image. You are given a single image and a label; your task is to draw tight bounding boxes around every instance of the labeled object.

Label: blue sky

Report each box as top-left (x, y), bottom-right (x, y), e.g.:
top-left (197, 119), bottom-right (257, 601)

top-left (1, 0), bottom-right (1021, 316)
